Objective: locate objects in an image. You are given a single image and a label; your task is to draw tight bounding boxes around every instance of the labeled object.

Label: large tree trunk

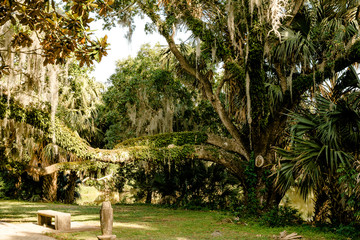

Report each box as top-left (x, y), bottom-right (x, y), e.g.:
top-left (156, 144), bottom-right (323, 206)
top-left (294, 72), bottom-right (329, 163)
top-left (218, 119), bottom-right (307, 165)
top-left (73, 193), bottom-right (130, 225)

top-left (242, 151), bottom-right (284, 212)
top-left (145, 190), bottom-right (152, 204)
top-left (42, 172), bottom-right (58, 202)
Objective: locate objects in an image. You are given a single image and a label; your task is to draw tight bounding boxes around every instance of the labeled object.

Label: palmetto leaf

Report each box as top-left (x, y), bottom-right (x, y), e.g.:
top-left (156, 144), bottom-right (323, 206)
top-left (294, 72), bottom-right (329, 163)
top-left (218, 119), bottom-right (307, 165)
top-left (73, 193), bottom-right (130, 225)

top-left (276, 93), bottom-right (357, 200)
top-left (275, 28), bottom-right (316, 67)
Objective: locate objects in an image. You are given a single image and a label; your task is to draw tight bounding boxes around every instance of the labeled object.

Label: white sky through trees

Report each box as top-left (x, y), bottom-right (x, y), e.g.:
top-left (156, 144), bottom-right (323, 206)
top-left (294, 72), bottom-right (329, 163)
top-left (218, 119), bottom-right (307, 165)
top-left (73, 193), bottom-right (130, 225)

top-left (90, 17), bottom-right (188, 84)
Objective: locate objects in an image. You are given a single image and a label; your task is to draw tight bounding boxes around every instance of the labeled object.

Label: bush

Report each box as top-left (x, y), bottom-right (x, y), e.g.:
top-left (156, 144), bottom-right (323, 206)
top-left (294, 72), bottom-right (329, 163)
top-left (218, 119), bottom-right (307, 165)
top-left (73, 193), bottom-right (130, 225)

top-left (0, 171), bottom-right (42, 200)
top-left (334, 223), bottom-right (360, 239)
top-left (116, 159), bottom-right (242, 210)
top-left (0, 176), bottom-right (6, 199)
top-left (261, 206), bottom-right (303, 227)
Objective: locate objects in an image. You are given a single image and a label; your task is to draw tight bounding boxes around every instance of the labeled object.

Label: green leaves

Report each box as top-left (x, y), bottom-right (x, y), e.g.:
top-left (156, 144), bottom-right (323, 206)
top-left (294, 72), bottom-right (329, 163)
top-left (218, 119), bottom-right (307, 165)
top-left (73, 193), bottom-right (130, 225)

top-left (98, 43), bottom-right (216, 148)
top-left (276, 90), bottom-right (360, 224)
top-left (115, 132), bottom-right (208, 149)
top-left (1, 0), bottom-right (110, 70)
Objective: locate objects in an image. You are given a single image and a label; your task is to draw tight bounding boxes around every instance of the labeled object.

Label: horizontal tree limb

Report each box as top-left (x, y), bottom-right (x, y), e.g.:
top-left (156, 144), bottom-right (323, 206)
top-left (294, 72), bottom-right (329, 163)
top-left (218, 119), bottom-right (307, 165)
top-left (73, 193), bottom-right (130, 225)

top-left (26, 144), bottom-right (244, 179)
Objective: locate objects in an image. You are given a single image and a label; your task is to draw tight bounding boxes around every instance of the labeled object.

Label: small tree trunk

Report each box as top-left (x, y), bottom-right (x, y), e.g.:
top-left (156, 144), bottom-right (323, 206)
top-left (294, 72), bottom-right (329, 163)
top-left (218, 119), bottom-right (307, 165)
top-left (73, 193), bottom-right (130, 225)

top-left (313, 186), bottom-right (330, 224)
top-left (145, 190), bottom-right (152, 204)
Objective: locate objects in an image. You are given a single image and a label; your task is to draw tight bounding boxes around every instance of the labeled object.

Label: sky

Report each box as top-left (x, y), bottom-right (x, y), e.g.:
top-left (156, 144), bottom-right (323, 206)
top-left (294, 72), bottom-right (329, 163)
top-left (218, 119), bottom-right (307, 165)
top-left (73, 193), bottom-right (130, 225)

top-left (90, 17), bottom-right (187, 84)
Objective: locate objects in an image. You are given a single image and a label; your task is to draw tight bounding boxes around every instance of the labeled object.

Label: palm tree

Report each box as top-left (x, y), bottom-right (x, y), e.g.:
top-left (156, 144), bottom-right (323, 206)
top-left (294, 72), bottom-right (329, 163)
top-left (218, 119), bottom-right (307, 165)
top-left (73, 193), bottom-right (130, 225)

top-left (276, 67), bottom-right (360, 225)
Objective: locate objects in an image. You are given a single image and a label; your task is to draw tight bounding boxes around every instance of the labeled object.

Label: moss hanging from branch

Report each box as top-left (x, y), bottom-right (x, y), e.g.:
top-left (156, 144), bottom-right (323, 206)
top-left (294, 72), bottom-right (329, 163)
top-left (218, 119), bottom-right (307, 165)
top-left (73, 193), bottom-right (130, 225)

top-left (0, 94), bottom-right (245, 178)
top-left (0, 95), bottom-right (50, 131)
top-left (115, 131), bottom-right (208, 148)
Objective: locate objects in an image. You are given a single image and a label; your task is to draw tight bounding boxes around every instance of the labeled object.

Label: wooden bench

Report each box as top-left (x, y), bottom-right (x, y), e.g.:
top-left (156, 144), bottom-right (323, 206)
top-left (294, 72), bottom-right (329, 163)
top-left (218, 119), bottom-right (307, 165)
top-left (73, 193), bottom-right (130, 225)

top-left (37, 210), bottom-right (71, 230)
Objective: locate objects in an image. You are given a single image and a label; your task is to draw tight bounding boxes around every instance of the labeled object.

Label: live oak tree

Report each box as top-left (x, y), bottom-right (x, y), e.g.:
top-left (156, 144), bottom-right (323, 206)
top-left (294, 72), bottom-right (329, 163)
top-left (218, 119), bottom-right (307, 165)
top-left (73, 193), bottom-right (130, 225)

top-left (99, 0), bottom-right (360, 209)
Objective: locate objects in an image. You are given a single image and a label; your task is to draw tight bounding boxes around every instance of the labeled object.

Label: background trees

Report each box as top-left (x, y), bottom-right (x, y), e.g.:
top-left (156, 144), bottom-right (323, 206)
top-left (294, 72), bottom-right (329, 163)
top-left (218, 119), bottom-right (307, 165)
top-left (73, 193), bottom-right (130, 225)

top-left (98, 44), bottom-right (195, 148)
top-left (98, 43), bottom-right (222, 148)
top-left (0, 0), bottom-right (110, 202)
top-left (57, 62), bottom-right (104, 145)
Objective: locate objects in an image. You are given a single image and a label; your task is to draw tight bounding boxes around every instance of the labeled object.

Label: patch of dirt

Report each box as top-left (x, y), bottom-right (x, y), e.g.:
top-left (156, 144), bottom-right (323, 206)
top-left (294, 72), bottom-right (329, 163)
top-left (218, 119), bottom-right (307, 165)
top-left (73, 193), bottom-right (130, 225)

top-left (0, 221), bottom-right (56, 240)
top-left (0, 221), bottom-right (100, 239)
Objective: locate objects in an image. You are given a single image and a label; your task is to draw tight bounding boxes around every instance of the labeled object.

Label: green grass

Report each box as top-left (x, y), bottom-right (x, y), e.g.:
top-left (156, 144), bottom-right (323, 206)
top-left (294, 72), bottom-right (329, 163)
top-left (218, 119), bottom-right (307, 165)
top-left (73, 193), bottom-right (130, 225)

top-left (0, 200), bottom-right (349, 240)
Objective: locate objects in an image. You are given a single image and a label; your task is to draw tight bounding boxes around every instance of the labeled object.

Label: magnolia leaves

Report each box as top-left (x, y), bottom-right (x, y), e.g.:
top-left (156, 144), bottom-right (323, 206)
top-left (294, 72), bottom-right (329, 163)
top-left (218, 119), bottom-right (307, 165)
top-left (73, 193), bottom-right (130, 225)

top-left (0, 0), bottom-right (112, 74)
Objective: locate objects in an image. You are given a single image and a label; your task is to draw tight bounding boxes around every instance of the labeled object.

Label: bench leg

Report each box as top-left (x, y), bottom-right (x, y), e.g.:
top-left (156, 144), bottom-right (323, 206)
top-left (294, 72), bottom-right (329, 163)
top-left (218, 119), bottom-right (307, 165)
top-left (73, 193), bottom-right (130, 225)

top-left (38, 215), bottom-right (52, 226)
top-left (55, 215), bottom-right (71, 230)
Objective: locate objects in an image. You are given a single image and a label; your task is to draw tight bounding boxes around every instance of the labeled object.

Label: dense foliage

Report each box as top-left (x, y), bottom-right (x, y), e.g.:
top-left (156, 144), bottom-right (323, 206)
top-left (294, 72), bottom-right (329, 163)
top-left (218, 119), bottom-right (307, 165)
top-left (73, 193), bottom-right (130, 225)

top-left (0, 61), bottom-right (102, 203)
top-left (276, 92), bottom-right (360, 225)
top-left (98, 44), bottom-right (222, 148)
top-left (116, 159), bottom-right (242, 209)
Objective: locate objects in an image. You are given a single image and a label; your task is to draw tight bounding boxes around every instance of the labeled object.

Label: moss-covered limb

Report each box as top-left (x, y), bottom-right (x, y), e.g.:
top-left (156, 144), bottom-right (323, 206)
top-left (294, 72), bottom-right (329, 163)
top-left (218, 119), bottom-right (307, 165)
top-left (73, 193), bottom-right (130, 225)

top-left (55, 124), bottom-right (247, 175)
top-left (54, 120), bottom-right (91, 159)
top-left (116, 131), bottom-right (249, 159)
top-left (28, 160), bottom-right (115, 177)
top-left (115, 132), bottom-right (208, 148)
top-left (206, 134), bottom-right (249, 161)
top-left (8, 117), bottom-right (245, 178)
top-left (53, 119), bottom-right (133, 162)
top-left (193, 145), bottom-right (245, 182)
top-left (29, 144), bottom-right (244, 178)
top-left (27, 162), bottom-right (79, 176)
top-left (0, 95), bottom-right (245, 177)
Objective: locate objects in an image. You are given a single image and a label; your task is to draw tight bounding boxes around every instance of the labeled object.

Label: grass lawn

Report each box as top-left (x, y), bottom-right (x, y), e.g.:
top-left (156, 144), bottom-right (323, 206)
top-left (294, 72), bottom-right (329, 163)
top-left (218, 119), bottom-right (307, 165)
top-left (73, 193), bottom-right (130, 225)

top-left (0, 200), bottom-right (350, 240)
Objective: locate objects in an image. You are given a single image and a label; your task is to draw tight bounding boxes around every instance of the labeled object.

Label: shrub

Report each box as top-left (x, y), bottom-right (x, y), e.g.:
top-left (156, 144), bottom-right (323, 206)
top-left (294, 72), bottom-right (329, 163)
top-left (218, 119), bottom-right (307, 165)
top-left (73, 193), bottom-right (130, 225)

top-left (261, 206), bottom-right (303, 227)
top-left (0, 171), bottom-right (42, 200)
top-left (334, 223), bottom-right (360, 239)
top-left (116, 159), bottom-right (242, 210)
